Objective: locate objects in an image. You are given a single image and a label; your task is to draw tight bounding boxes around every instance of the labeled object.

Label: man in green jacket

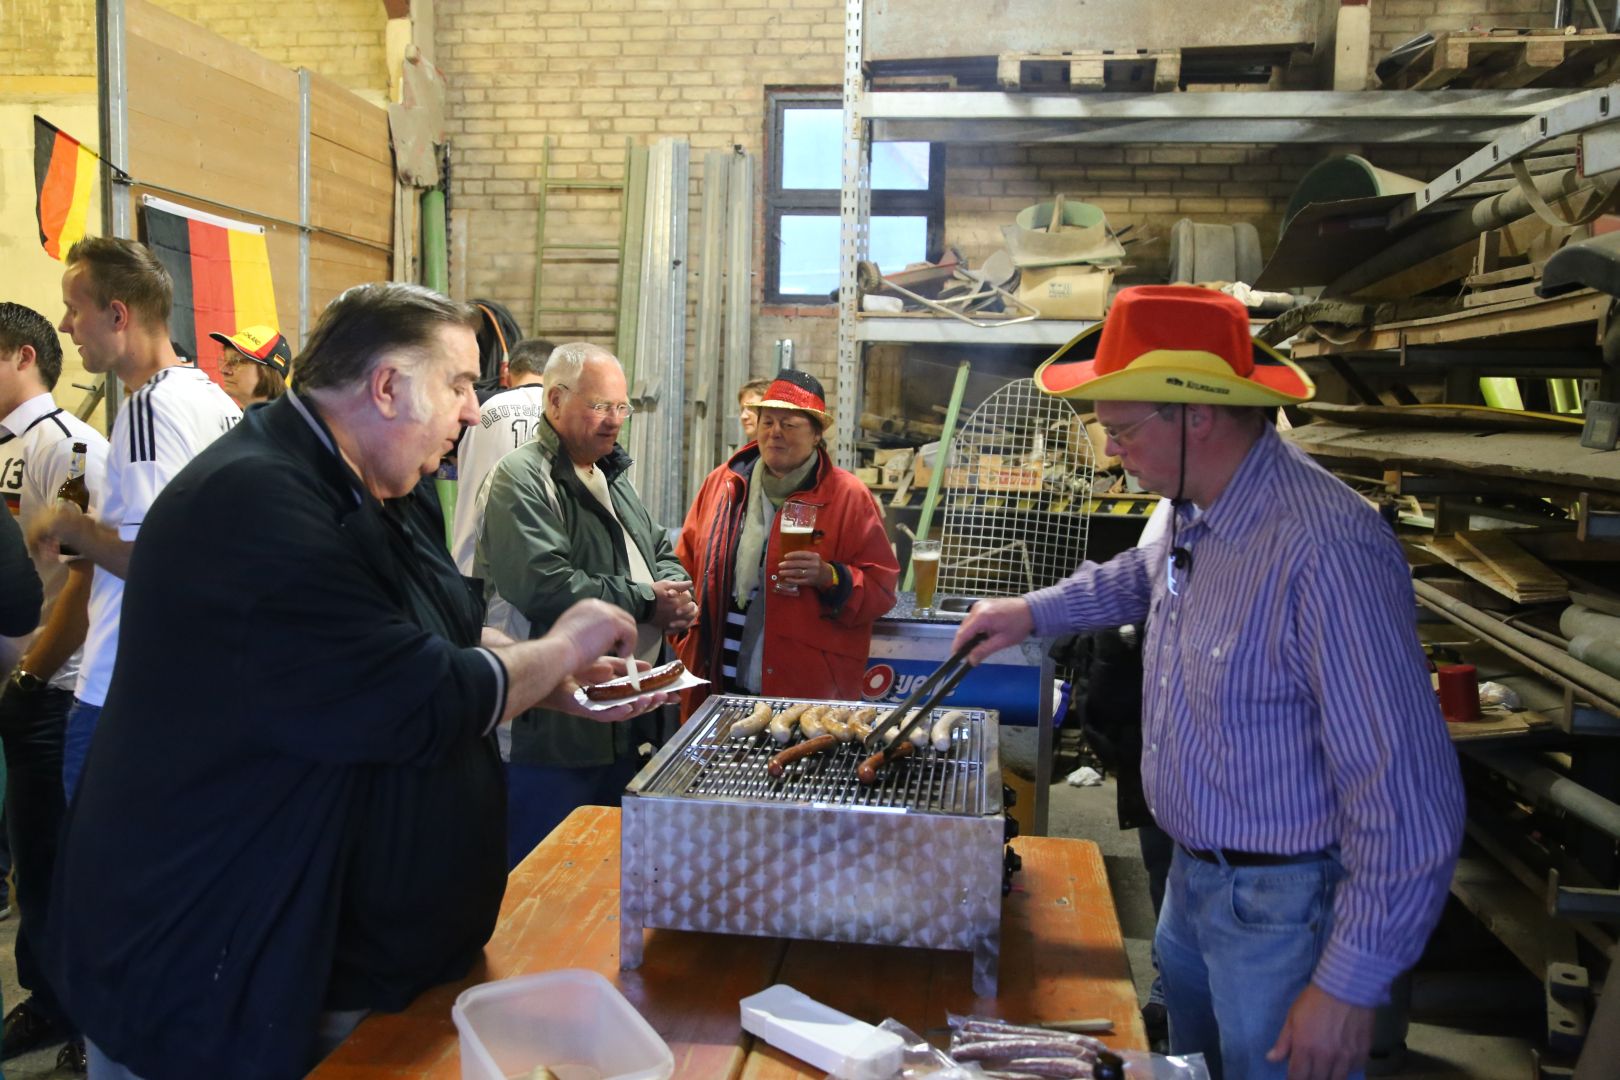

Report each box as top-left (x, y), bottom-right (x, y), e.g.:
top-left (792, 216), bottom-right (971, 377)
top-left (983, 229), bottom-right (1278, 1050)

top-left (477, 342), bottom-right (696, 867)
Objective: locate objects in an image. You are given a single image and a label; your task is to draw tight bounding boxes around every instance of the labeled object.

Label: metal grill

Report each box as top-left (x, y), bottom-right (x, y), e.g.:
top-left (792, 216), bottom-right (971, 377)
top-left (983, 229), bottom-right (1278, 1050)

top-left (637, 695), bottom-right (991, 814)
top-left (937, 378), bottom-right (1094, 599)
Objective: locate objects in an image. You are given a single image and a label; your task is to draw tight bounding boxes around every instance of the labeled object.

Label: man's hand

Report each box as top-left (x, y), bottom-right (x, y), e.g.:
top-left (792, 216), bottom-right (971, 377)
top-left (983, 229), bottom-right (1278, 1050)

top-left (953, 596), bottom-right (1034, 664)
top-left (24, 504), bottom-right (78, 561)
top-left (548, 598), bottom-right (639, 671)
top-left (1267, 983), bottom-right (1374, 1080)
top-left (777, 551), bottom-right (832, 593)
top-left (649, 579), bottom-right (697, 632)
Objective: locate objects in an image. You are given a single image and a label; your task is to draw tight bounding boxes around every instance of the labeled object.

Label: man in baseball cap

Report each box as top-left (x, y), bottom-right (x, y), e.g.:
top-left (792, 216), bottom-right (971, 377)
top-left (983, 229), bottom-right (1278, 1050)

top-left (957, 286), bottom-right (1463, 1080)
top-left (210, 325), bottom-right (291, 410)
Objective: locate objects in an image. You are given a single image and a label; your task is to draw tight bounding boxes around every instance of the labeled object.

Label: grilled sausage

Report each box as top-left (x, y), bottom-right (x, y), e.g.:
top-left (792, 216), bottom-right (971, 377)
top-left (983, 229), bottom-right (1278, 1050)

top-left (769, 702), bottom-right (810, 745)
top-left (583, 659), bottom-right (685, 700)
top-left (909, 713), bottom-right (933, 748)
top-left (799, 705), bottom-right (829, 739)
top-left (768, 734), bottom-right (837, 777)
top-left (729, 700), bottom-right (774, 738)
top-left (932, 709), bottom-right (968, 752)
top-left (821, 706), bottom-right (856, 742)
top-left (857, 739), bottom-right (916, 784)
top-left (848, 707), bottom-right (879, 741)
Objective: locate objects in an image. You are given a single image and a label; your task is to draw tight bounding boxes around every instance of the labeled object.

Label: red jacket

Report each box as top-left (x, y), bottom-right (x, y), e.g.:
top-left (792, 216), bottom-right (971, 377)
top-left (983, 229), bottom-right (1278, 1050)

top-left (674, 444), bottom-right (898, 713)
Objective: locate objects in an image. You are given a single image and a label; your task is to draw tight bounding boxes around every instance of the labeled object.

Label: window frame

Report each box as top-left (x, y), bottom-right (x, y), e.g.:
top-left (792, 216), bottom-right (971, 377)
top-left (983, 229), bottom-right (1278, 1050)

top-left (764, 90), bottom-right (945, 306)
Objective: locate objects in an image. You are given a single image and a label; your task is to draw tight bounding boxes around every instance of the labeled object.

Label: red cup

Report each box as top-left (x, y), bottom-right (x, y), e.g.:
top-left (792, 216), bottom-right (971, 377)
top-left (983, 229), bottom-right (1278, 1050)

top-left (1437, 664), bottom-right (1480, 723)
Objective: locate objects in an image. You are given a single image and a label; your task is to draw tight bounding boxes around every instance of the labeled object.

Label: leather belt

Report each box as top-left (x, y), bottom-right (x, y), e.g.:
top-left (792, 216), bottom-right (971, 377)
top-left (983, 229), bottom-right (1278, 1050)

top-left (1178, 843), bottom-right (1330, 868)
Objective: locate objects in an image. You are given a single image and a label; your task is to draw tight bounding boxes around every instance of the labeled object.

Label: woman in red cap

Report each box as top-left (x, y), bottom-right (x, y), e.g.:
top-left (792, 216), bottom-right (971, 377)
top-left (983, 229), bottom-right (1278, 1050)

top-left (674, 369), bottom-right (897, 710)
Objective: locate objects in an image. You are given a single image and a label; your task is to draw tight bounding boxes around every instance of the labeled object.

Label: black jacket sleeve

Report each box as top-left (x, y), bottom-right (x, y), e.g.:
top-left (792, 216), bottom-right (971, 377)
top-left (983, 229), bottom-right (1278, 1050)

top-left (0, 510), bottom-right (41, 638)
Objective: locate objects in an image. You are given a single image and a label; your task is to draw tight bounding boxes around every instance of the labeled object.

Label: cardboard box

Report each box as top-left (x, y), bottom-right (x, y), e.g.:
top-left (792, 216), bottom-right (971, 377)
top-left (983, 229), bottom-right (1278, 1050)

top-left (976, 454), bottom-right (1044, 492)
top-left (1017, 265), bottom-right (1113, 319)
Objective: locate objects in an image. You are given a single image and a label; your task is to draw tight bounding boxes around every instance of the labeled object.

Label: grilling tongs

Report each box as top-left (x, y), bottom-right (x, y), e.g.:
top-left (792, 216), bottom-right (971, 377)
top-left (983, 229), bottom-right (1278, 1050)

top-left (862, 632), bottom-right (987, 758)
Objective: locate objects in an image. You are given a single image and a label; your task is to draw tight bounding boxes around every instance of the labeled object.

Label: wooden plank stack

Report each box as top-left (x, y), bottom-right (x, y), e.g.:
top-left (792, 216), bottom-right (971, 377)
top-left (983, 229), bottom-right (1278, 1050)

top-left (1420, 530), bottom-right (1569, 604)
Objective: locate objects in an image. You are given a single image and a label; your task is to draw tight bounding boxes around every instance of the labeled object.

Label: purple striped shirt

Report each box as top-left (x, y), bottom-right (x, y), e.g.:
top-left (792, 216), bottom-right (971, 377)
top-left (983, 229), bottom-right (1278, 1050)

top-left (1026, 426), bottom-right (1464, 1007)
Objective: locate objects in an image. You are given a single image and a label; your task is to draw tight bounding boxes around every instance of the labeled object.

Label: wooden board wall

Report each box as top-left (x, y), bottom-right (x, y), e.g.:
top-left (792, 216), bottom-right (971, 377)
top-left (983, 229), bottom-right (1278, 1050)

top-left (124, 0), bottom-right (392, 350)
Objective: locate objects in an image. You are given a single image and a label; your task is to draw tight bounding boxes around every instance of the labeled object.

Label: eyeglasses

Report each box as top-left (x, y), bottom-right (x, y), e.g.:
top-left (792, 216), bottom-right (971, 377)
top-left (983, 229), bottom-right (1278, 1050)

top-left (555, 383), bottom-right (634, 418)
top-left (1101, 405), bottom-right (1176, 448)
top-left (220, 356), bottom-right (247, 373)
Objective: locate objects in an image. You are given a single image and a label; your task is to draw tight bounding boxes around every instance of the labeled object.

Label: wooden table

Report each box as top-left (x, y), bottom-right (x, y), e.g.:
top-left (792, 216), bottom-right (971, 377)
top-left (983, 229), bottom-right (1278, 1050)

top-left (310, 806), bottom-right (1145, 1079)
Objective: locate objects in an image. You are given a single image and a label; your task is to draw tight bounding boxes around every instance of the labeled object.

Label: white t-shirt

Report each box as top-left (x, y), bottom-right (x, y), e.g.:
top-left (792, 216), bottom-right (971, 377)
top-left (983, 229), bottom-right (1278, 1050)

top-left (77, 366), bottom-right (241, 705)
top-left (0, 392), bottom-right (111, 691)
top-left (450, 384), bottom-right (546, 575)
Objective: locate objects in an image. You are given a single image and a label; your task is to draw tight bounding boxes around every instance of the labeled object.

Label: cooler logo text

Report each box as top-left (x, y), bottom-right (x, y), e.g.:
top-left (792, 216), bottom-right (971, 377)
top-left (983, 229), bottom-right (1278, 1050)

top-left (861, 664), bottom-right (935, 702)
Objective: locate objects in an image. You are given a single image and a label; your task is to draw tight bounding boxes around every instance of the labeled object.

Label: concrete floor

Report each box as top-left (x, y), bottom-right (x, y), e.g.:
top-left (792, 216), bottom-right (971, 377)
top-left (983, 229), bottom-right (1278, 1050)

top-left (1014, 727), bottom-right (1543, 1079)
top-left (0, 730), bottom-right (1546, 1078)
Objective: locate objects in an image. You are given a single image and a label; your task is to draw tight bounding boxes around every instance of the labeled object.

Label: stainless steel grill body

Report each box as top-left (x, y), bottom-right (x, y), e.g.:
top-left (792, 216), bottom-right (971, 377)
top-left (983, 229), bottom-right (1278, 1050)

top-left (620, 695), bottom-right (1006, 995)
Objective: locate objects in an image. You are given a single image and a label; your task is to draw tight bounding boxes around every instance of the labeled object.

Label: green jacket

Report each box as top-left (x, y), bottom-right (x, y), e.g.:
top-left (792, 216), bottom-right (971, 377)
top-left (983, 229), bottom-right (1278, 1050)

top-left (476, 416), bottom-right (684, 767)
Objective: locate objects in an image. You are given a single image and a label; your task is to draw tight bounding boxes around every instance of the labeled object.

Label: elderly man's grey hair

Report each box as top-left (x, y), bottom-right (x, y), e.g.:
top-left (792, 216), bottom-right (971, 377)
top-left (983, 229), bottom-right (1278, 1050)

top-left (292, 283), bottom-right (479, 418)
top-left (541, 341), bottom-right (620, 395)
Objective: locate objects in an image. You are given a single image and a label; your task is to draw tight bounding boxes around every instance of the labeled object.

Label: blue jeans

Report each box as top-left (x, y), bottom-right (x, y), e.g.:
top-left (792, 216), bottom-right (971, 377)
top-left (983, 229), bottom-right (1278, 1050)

top-left (1155, 846), bottom-right (1359, 1080)
top-left (503, 756), bottom-right (644, 869)
top-left (63, 699), bottom-right (100, 801)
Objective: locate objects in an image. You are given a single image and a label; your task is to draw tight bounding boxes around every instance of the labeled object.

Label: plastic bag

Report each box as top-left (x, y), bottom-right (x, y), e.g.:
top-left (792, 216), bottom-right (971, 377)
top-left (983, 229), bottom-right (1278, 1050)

top-left (823, 1018), bottom-right (981, 1079)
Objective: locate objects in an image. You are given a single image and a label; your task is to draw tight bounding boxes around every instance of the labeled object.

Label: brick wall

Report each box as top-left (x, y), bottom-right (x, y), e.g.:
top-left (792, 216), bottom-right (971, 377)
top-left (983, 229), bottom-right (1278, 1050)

top-left (1369, 0), bottom-right (1562, 62)
top-left (1, 0), bottom-right (96, 78)
top-left (437, 0), bottom-right (846, 398)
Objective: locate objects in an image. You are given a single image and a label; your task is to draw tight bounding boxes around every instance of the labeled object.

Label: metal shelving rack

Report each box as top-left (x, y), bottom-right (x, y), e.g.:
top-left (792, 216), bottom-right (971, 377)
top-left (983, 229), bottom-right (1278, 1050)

top-left (832, 0), bottom-right (1597, 467)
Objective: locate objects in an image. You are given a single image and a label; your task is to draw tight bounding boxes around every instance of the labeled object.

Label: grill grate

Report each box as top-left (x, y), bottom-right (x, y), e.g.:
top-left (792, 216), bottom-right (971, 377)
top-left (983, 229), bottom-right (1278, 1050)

top-left (638, 695), bottom-right (992, 815)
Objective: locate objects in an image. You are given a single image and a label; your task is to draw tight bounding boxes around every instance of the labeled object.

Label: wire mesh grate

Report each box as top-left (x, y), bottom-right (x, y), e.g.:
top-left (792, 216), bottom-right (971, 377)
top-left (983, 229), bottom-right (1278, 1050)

top-left (936, 378), bottom-right (1094, 599)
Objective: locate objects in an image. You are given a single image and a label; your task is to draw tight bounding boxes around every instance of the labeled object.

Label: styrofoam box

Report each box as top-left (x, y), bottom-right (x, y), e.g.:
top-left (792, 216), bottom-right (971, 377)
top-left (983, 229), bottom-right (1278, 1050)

top-left (452, 970), bottom-right (675, 1080)
top-left (739, 984), bottom-right (904, 1080)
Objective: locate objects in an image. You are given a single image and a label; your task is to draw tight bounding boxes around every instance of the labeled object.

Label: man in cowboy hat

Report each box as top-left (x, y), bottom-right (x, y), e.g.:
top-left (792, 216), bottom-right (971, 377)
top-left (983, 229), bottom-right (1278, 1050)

top-left (956, 286), bottom-right (1463, 1080)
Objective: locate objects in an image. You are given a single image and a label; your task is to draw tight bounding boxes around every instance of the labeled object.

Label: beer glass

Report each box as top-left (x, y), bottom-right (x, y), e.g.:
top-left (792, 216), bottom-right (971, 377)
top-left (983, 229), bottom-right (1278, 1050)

top-left (774, 502), bottom-right (819, 596)
top-left (912, 539), bottom-right (941, 617)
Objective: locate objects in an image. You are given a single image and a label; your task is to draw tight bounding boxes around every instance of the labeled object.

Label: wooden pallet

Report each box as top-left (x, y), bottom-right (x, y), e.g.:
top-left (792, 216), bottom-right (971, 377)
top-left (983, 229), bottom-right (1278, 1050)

top-left (1381, 27), bottom-right (1620, 90)
top-left (998, 49), bottom-right (1181, 92)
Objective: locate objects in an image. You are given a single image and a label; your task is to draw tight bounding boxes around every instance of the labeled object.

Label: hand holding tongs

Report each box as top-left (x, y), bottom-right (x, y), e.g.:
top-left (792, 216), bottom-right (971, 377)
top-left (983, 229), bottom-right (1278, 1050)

top-left (862, 633), bottom-right (987, 756)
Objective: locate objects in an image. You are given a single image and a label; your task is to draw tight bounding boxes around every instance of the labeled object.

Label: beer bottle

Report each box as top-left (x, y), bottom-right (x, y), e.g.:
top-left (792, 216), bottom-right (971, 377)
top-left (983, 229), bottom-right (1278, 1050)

top-left (57, 442), bottom-right (89, 557)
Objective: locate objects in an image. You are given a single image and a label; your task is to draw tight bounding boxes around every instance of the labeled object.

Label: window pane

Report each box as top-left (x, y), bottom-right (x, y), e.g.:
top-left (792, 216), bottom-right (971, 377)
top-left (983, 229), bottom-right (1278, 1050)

top-left (780, 108), bottom-right (842, 190)
top-left (870, 216), bottom-right (929, 272)
top-left (778, 215), bottom-right (840, 296)
top-left (777, 214), bottom-right (929, 298)
top-left (873, 143), bottom-right (930, 190)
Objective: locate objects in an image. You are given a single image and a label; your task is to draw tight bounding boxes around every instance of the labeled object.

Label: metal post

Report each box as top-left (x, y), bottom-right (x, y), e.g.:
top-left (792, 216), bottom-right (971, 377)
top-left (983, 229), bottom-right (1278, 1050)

top-left (298, 69), bottom-right (311, 344)
top-left (96, 0), bottom-right (131, 428)
top-left (835, 0), bottom-right (869, 471)
top-left (692, 150), bottom-right (729, 488)
top-left (531, 138), bottom-right (551, 335)
top-left (722, 148), bottom-right (754, 432)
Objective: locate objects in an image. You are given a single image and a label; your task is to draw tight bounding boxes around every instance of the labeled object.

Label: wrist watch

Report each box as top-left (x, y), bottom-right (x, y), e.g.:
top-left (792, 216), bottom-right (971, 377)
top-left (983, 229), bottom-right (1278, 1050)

top-left (8, 668), bottom-right (45, 693)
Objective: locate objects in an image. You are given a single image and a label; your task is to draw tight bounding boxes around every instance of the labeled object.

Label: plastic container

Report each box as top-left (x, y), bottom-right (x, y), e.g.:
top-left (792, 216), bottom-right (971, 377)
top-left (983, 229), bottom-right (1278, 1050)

top-left (452, 970), bottom-right (674, 1080)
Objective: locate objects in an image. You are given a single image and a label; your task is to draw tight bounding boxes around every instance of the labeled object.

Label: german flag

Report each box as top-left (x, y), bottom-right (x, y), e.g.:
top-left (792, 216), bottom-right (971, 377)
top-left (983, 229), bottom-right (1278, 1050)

top-left (140, 195), bottom-right (279, 384)
top-left (34, 116), bottom-right (96, 261)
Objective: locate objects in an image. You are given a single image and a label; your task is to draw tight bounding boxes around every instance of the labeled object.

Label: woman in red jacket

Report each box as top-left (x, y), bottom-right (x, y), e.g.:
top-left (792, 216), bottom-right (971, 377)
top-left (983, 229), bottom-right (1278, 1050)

top-left (674, 369), bottom-right (898, 711)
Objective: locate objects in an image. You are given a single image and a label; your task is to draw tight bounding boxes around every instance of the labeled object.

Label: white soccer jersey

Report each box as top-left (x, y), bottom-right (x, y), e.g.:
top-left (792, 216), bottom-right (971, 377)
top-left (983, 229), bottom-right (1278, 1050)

top-left (450, 383), bottom-right (546, 575)
top-left (77, 366), bottom-right (240, 705)
top-left (1, 392), bottom-right (111, 691)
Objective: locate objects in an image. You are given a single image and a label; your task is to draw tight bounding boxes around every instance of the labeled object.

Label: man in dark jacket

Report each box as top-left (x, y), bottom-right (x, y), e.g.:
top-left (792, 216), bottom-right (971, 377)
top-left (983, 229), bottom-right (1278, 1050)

top-left (49, 284), bottom-right (670, 1080)
top-left (478, 342), bottom-right (695, 867)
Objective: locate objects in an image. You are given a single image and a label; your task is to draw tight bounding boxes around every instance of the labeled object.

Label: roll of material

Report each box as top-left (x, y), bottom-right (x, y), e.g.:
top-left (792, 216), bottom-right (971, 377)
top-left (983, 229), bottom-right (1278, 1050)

top-left (1559, 604), bottom-right (1620, 643)
top-left (1569, 635), bottom-right (1620, 682)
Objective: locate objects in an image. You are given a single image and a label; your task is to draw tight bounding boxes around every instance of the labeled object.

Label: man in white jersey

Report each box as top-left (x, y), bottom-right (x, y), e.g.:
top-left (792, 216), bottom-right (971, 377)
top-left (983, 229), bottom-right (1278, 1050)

top-left (28, 238), bottom-right (241, 803)
top-left (449, 337), bottom-right (553, 576)
top-left (0, 301), bottom-right (110, 1071)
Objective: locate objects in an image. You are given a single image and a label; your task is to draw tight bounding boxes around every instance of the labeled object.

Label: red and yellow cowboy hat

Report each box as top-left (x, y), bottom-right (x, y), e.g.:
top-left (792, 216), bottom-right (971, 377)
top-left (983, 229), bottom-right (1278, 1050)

top-left (1034, 286), bottom-right (1314, 406)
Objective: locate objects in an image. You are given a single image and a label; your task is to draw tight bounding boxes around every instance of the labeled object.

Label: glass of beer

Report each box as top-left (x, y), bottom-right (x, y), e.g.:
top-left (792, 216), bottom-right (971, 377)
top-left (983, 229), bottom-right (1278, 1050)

top-left (774, 502), bottom-right (819, 595)
top-left (912, 539), bottom-right (941, 618)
